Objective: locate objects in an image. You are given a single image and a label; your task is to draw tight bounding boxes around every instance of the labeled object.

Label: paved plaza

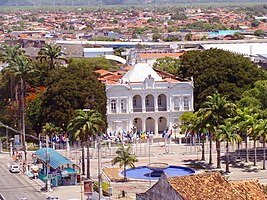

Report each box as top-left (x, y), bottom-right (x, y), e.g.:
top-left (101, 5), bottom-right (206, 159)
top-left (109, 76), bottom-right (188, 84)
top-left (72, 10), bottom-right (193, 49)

top-left (2, 139), bottom-right (267, 200)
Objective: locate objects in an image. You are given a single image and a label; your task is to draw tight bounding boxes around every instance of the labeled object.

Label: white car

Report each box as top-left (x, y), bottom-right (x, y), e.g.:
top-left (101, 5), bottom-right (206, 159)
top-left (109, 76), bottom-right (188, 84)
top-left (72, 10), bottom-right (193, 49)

top-left (9, 164), bottom-right (20, 173)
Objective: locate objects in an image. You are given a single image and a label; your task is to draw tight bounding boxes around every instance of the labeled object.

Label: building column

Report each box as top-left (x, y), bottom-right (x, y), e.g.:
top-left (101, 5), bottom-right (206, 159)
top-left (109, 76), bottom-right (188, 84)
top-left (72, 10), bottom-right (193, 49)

top-left (116, 99), bottom-right (119, 114)
top-left (128, 96), bottom-right (131, 113)
top-left (129, 119), bottom-right (133, 132)
top-left (154, 95), bottom-right (158, 112)
top-left (142, 95), bottom-right (146, 112)
top-left (142, 118), bottom-right (146, 133)
top-left (155, 118), bottom-right (158, 136)
top-left (166, 93), bottom-right (170, 112)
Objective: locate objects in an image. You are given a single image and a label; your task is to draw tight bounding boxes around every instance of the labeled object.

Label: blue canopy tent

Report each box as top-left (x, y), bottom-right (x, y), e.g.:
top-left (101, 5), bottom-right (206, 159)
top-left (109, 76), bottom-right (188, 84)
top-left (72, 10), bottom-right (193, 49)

top-left (35, 148), bottom-right (77, 186)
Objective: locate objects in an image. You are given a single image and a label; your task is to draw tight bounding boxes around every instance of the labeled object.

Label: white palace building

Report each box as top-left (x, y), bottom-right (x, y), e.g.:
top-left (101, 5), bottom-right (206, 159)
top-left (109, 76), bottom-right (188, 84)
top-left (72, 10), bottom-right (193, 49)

top-left (97, 63), bottom-right (194, 137)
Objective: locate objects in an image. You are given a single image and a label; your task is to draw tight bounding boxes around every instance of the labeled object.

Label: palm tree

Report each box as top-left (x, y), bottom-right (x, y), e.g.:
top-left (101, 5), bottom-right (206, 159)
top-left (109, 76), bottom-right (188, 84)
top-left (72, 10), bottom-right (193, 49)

top-left (38, 44), bottom-right (66, 70)
top-left (1, 45), bottom-right (35, 162)
top-left (234, 107), bottom-right (254, 162)
top-left (111, 145), bottom-right (138, 182)
top-left (198, 91), bottom-right (236, 168)
top-left (67, 109), bottom-right (105, 179)
top-left (192, 115), bottom-right (207, 161)
top-left (257, 119), bottom-right (267, 170)
top-left (217, 119), bottom-right (241, 173)
top-left (246, 113), bottom-right (260, 166)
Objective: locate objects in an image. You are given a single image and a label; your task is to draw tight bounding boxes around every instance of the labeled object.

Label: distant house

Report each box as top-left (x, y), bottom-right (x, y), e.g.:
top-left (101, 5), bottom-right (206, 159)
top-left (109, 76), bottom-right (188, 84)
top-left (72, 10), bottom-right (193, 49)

top-left (136, 172), bottom-right (267, 200)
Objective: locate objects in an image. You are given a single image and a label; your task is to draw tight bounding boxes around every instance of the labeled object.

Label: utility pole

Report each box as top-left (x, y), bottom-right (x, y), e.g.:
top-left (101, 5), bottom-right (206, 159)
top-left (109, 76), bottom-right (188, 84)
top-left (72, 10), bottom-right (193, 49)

top-left (98, 138), bottom-right (102, 200)
top-left (46, 135), bottom-right (51, 192)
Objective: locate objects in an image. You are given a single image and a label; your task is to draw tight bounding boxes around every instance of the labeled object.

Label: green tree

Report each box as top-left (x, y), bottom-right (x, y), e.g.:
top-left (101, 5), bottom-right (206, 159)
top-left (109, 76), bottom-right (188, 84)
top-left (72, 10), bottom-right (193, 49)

top-left (113, 48), bottom-right (126, 59)
top-left (254, 29), bottom-right (265, 37)
top-left (153, 57), bottom-right (181, 76)
top-left (247, 115), bottom-right (260, 166)
top-left (1, 44), bottom-right (36, 162)
top-left (184, 33), bottom-right (192, 41)
top-left (233, 32), bottom-right (245, 40)
top-left (238, 80), bottom-right (267, 118)
top-left (41, 62), bottom-right (107, 128)
top-left (180, 49), bottom-right (266, 110)
top-left (67, 109), bottom-right (105, 178)
top-left (257, 119), bottom-right (267, 169)
top-left (38, 44), bottom-right (66, 71)
top-left (217, 119), bottom-right (241, 173)
top-left (152, 33), bottom-right (161, 42)
top-left (251, 19), bottom-right (260, 27)
top-left (234, 107), bottom-right (257, 162)
top-left (198, 92), bottom-right (236, 168)
top-left (111, 145), bottom-right (138, 181)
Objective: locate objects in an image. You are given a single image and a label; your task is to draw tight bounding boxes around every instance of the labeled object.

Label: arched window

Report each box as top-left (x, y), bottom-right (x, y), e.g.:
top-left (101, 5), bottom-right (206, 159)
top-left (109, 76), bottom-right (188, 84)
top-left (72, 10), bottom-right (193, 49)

top-left (174, 97), bottom-right (180, 111)
top-left (111, 100), bottom-right (116, 113)
top-left (145, 96), bottom-right (149, 106)
top-left (158, 96), bottom-right (162, 106)
top-left (184, 97), bottom-right (189, 111)
top-left (121, 99), bottom-right (126, 113)
top-left (133, 97), bottom-right (137, 107)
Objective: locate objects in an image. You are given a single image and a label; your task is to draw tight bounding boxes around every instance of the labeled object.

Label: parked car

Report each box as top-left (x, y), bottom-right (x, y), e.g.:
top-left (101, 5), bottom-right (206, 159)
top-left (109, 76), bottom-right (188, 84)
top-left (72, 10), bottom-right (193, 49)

top-left (47, 196), bottom-right (59, 200)
top-left (9, 164), bottom-right (20, 173)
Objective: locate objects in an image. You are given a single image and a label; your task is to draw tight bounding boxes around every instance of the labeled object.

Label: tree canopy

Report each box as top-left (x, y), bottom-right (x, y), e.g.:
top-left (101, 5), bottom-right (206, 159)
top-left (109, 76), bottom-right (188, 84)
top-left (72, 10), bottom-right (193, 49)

top-left (180, 49), bottom-right (267, 109)
top-left (41, 62), bottom-right (107, 128)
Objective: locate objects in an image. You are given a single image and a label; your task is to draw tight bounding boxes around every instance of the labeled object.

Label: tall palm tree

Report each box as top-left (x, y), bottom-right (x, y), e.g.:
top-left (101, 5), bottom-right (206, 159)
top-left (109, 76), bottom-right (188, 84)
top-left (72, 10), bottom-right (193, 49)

top-left (217, 119), bottom-right (241, 173)
top-left (1, 45), bottom-right (35, 162)
top-left (192, 115), bottom-right (207, 161)
top-left (234, 107), bottom-right (254, 162)
top-left (198, 92), bottom-right (236, 168)
top-left (111, 145), bottom-right (138, 182)
top-left (38, 44), bottom-right (66, 70)
top-left (67, 109), bottom-right (105, 179)
top-left (246, 113), bottom-right (260, 166)
top-left (257, 119), bottom-right (267, 170)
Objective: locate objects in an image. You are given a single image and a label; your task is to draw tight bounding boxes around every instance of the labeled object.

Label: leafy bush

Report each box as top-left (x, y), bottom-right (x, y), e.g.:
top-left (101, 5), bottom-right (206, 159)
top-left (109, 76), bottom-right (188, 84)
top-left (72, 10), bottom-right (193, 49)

top-left (93, 181), bottom-right (110, 196)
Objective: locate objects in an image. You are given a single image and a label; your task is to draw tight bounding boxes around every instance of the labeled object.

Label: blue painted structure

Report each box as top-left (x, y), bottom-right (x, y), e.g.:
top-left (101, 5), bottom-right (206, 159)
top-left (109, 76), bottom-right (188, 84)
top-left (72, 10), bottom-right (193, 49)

top-left (121, 166), bottom-right (195, 180)
top-left (208, 30), bottom-right (246, 36)
top-left (34, 148), bottom-right (77, 187)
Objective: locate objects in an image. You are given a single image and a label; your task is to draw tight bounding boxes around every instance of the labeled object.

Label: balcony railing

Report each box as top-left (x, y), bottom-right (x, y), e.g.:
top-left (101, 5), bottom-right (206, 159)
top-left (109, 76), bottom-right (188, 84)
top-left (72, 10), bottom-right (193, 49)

top-left (174, 107), bottom-right (180, 111)
top-left (158, 107), bottom-right (167, 111)
top-left (121, 109), bottom-right (127, 113)
top-left (146, 107), bottom-right (155, 112)
top-left (133, 107), bottom-right (142, 112)
top-left (111, 109), bottom-right (116, 114)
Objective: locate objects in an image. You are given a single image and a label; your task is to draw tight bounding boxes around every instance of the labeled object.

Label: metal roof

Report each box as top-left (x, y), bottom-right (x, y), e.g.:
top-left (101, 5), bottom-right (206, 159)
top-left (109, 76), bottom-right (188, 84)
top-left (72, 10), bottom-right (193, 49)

top-left (35, 148), bottom-right (73, 169)
top-left (83, 48), bottom-right (113, 53)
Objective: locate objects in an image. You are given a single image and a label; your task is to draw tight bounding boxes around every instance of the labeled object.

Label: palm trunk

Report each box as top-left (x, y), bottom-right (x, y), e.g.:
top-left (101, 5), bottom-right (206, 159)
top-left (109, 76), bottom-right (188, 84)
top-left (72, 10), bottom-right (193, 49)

top-left (86, 140), bottom-right (90, 179)
top-left (216, 139), bottom-right (221, 169)
top-left (82, 142), bottom-right (85, 175)
top-left (226, 141), bottom-right (230, 173)
top-left (209, 135), bottom-right (213, 165)
top-left (245, 135), bottom-right (249, 162)
top-left (124, 164), bottom-right (127, 182)
top-left (201, 137), bottom-right (205, 161)
top-left (21, 78), bottom-right (27, 162)
top-left (263, 136), bottom-right (266, 170)
top-left (237, 140), bottom-right (240, 159)
top-left (254, 140), bottom-right (257, 166)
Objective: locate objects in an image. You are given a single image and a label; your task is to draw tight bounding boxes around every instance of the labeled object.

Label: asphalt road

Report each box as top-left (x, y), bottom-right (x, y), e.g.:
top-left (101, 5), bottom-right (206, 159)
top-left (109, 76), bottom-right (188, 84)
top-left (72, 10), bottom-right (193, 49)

top-left (0, 153), bottom-right (46, 200)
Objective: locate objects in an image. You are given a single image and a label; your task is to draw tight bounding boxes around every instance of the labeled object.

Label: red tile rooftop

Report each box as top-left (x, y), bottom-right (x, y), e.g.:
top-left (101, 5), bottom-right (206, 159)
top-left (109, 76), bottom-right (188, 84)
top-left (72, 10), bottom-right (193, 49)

top-left (138, 52), bottom-right (184, 59)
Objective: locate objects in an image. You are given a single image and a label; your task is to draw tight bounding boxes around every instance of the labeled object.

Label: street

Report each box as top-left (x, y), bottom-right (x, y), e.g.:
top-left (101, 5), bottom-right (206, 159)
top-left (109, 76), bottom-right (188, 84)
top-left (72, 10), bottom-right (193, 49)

top-left (0, 153), bottom-right (46, 200)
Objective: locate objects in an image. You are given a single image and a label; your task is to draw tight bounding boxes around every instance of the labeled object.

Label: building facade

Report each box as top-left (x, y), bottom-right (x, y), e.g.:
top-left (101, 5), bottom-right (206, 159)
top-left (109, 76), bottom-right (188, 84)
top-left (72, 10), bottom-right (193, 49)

top-left (105, 63), bottom-right (194, 137)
